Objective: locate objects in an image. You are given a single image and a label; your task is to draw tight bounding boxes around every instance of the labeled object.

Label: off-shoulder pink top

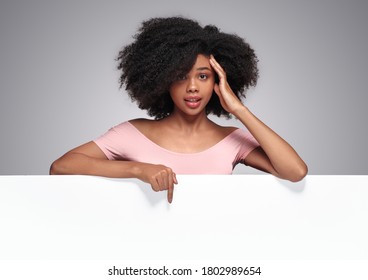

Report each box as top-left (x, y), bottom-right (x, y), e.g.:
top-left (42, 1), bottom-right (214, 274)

top-left (94, 121), bottom-right (259, 174)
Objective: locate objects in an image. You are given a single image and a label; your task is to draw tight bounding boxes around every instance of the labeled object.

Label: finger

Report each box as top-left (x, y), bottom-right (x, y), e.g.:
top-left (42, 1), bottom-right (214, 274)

top-left (167, 168), bottom-right (174, 190)
top-left (167, 169), bottom-right (176, 203)
top-left (210, 55), bottom-right (224, 71)
top-left (210, 55), bottom-right (226, 78)
top-left (214, 83), bottom-right (221, 96)
top-left (209, 57), bottom-right (220, 74)
top-left (214, 83), bottom-right (226, 103)
top-left (156, 174), bottom-right (164, 191)
top-left (167, 184), bottom-right (174, 204)
top-left (211, 63), bottom-right (226, 84)
top-left (173, 172), bottom-right (178, 184)
top-left (161, 170), bottom-right (169, 190)
top-left (150, 178), bottom-right (160, 192)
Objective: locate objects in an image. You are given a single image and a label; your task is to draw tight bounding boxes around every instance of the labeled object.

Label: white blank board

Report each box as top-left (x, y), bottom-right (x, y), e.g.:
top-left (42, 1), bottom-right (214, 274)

top-left (0, 175), bottom-right (367, 260)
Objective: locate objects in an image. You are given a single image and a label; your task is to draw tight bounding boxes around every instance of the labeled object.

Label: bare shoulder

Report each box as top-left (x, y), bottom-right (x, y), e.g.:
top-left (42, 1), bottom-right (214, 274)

top-left (128, 118), bottom-right (158, 134)
top-left (129, 118), bottom-right (155, 127)
top-left (212, 122), bottom-right (239, 138)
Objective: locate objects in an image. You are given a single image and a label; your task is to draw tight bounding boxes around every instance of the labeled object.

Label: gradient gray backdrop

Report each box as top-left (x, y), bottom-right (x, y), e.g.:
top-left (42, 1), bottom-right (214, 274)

top-left (1, 0), bottom-right (367, 175)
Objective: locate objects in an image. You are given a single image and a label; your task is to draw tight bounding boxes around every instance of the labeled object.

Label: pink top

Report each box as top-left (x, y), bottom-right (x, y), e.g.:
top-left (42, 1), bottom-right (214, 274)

top-left (94, 121), bottom-right (259, 174)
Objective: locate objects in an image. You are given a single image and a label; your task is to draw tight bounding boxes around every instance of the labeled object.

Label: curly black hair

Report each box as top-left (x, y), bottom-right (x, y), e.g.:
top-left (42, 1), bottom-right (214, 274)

top-left (117, 17), bottom-right (258, 119)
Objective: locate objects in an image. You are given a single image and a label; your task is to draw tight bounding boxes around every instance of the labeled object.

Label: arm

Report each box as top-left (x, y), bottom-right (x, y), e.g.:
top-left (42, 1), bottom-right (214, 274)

top-left (209, 55), bottom-right (308, 182)
top-left (50, 141), bottom-right (177, 203)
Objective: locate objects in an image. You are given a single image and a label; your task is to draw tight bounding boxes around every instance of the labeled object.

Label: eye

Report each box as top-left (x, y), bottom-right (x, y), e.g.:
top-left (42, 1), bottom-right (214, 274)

top-left (177, 75), bottom-right (187, 81)
top-left (199, 74), bottom-right (208, 80)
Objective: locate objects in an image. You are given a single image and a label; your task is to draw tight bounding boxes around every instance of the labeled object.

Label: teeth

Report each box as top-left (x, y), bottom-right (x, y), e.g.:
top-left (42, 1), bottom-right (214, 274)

top-left (186, 99), bottom-right (199, 102)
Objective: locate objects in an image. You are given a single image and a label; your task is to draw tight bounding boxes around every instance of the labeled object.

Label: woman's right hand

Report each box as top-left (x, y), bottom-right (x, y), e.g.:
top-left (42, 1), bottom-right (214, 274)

top-left (137, 163), bottom-right (178, 204)
top-left (50, 141), bottom-right (178, 203)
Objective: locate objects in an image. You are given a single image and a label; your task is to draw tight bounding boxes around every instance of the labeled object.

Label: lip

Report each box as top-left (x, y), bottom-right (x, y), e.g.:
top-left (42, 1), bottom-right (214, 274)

top-left (184, 96), bottom-right (202, 109)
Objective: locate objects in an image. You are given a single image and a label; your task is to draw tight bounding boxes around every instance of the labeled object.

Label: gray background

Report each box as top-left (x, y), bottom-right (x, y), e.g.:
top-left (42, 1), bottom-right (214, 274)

top-left (1, 0), bottom-right (367, 175)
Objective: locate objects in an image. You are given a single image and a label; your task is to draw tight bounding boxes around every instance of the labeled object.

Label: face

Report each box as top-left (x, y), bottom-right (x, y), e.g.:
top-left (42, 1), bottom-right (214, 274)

top-left (169, 54), bottom-right (215, 116)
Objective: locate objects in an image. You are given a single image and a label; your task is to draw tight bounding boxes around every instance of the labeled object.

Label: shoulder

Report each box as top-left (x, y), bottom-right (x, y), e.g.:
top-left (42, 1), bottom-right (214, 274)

top-left (211, 123), bottom-right (239, 138)
top-left (128, 118), bottom-right (157, 134)
top-left (129, 118), bottom-right (155, 126)
top-left (212, 123), bottom-right (258, 146)
top-left (105, 118), bottom-right (152, 134)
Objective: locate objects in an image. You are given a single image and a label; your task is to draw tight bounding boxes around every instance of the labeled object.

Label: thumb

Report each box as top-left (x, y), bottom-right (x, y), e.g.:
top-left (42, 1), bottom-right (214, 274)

top-left (214, 83), bottom-right (221, 96)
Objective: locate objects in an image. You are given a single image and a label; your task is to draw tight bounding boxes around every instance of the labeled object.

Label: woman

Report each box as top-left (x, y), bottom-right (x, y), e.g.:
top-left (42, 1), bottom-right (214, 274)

top-left (50, 17), bottom-right (308, 203)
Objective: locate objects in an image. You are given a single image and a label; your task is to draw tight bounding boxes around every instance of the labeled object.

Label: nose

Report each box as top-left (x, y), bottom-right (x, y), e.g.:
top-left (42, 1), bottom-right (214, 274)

top-left (186, 78), bottom-right (198, 93)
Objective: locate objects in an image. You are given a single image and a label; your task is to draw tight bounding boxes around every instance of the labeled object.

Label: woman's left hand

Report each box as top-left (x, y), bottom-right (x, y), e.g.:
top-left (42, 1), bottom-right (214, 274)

top-left (209, 55), bottom-right (245, 115)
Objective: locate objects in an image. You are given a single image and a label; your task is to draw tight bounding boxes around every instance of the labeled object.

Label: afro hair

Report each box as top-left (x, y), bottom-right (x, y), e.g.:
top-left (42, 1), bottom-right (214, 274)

top-left (117, 17), bottom-right (259, 119)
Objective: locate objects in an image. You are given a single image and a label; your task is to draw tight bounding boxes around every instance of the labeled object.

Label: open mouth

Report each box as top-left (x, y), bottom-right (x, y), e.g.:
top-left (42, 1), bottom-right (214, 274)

top-left (184, 97), bottom-right (202, 109)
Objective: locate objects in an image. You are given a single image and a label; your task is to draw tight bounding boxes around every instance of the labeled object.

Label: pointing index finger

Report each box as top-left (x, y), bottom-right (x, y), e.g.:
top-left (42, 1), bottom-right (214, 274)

top-left (168, 173), bottom-right (178, 204)
top-left (167, 184), bottom-right (174, 204)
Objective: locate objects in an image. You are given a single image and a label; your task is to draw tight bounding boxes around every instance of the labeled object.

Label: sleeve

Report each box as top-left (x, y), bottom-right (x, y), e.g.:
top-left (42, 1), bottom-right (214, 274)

top-left (93, 122), bottom-right (131, 160)
top-left (234, 129), bottom-right (260, 163)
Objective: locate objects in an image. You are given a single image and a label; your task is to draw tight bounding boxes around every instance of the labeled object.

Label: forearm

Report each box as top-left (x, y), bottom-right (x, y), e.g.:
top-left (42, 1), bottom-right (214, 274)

top-left (209, 55), bottom-right (307, 181)
top-left (50, 153), bottom-right (143, 179)
top-left (234, 106), bottom-right (308, 181)
top-left (50, 151), bottom-right (177, 203)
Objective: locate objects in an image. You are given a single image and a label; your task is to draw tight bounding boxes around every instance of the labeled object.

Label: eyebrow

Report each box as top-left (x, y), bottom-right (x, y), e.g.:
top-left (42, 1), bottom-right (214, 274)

top-left (196, 67), bottom-right (212, 71)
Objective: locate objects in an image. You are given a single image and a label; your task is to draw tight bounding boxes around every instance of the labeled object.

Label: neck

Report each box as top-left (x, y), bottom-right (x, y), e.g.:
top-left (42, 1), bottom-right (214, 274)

top-left (162, 109), bottom-right (213, 133)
